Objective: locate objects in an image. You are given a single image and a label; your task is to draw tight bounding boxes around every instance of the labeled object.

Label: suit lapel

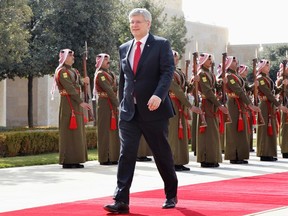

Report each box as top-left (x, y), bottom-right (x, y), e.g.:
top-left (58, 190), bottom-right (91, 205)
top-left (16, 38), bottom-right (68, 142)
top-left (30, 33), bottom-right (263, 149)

top-left (136, 34), bottom-right (154, 76)
top-left (124, 40), bottom-right (134, 73)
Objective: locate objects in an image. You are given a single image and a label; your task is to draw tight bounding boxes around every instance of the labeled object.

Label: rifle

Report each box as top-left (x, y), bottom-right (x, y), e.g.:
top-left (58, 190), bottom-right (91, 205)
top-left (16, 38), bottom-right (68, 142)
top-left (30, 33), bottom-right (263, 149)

top-left (221, 53), bottom-right (232, 123)
top-left (184, 59), bottom-right (191, 93)
top-left (185, 60), bottom-right (190, 79)
top-left (193, 52), bottom-right (207, 128)
top-left (82, 41), bottom-right (94, 122)
top-left (211, 61), bottom-right (215, 75)
top-left (282, 59), bottom-right (288, 123)
top-left (252, 58), bottom-right (265, 125)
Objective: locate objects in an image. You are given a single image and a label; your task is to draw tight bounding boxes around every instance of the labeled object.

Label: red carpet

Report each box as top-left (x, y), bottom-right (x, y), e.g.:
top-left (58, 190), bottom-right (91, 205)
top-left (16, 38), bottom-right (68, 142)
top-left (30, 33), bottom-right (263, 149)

top-left (1, 172), bottom-right (288, 216)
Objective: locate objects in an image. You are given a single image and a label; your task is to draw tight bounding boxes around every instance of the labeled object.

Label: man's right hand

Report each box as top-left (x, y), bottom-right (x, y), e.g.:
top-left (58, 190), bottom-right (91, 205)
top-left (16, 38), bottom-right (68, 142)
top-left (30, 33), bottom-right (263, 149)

top-left (80, 102), bottom-right (92, 110)
top-left (218, 105), bottom-right (229, 114)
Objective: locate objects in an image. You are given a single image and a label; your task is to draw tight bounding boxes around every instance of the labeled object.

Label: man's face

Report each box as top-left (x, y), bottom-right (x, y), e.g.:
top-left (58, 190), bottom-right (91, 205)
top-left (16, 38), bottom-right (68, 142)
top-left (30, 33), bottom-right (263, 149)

top-left (241, 69), bottom-right (248, 78)
top-left (64, 51), bottom-right (74, 66)
top-left (129, 15), bottom-right (150, 40)
top-left (174, 54), bottom-right (179, 66)
top-left (229, 58), bottom-right (238, 71)
top-left (239, 66), bottom-right (248, 78)
top-left (101, 57), bottom-right (110, 69)
top-left (203, 56), bottom-right (213, 68)
top-left (262, 64), bottom-right (270, 74)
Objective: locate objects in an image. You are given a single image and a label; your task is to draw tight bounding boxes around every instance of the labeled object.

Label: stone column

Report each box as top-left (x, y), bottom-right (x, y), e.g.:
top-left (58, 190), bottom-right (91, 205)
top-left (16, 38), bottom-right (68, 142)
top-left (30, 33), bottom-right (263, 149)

top-left (0, 80), bottom-right (7, 127)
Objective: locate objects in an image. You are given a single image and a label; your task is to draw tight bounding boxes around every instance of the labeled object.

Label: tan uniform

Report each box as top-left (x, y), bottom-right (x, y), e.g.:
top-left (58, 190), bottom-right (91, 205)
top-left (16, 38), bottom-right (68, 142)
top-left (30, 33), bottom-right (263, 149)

top-left (197, 66), bottom-right (222, 164)
top-left (56, 65), bottom-right (88, 165)
top-left (276, 76), bottom-right (288, 157)
top-left (215, 78), bottom-right (225, 153)
top-left (188, 80), bottom-right (197, 155)
top-left (242, 77), bottom-right (255, 151)
top-left (257, 73), bottom-right (280, 158)
top-left (168, 68), bottom-right (192, 166)
top-left (225, 69), bottom-right (252, 161)
top-left (95, 68), bottom-right (120, 163)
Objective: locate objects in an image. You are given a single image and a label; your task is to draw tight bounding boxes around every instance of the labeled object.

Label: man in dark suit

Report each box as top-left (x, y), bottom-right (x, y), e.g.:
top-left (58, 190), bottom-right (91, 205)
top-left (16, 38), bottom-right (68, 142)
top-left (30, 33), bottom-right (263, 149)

top-left (104, 8), bottom-right (178, 214)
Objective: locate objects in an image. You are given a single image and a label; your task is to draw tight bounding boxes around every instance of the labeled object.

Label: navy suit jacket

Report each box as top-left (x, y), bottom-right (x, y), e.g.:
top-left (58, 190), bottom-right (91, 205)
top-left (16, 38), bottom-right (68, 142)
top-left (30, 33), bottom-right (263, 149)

top-left (118, 33), bottom-right (175, 122)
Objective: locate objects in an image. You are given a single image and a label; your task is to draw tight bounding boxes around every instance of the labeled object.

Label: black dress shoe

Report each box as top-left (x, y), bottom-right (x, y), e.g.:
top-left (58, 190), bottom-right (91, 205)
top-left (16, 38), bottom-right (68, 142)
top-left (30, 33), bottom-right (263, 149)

top-left (230, 160), bottom-right (248, 164)
top-left (100, 160), bottom-right (118, 165)
top-left (283, 153), bottom-right (288, 158)
top-left (136, 156), bottom-right (152, 162)
top-left (162, 197), bottom-right (178, 209)
top-left (260, 156), bottom-right (277, 161)
top-left (100, 161), bottom-right (112, 165)
top-left (62, 164), bottom-right (84, 168)
top-left (62, 164), bottom-right (73, 168)
top-left (201, 162), bottom-right (219, 168)
top-left (73, 164), bottom-right (84, 168)
top-left (104, 201), bottom-right (129, 214)
top-left (180, 165), bottom-right (190, 171)
top-left (175, 165), bottom-right (190, 171)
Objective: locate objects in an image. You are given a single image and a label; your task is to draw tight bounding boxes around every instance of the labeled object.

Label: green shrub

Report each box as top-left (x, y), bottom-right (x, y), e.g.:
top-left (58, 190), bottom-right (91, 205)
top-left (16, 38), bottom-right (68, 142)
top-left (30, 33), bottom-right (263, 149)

top-left (0, 127), bottom-right (97, 158)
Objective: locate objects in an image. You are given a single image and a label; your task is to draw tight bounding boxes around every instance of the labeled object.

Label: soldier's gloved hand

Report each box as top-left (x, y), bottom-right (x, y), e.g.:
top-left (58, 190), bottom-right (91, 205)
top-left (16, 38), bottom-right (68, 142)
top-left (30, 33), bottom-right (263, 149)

top-left (219, 105), bottom-right (229, 114)
top-left (279, 105), bottom-right (288, 113)
top-left (191, 106), bottom-right (202, 114)
top-left (283, 79), bottom-right (288, 85)
top-left (80, 102), bottom-right (92, 110)
top-left (83, 77), bottom-right (90, 84)
top-left (248, 104), bottom-right (260, 113)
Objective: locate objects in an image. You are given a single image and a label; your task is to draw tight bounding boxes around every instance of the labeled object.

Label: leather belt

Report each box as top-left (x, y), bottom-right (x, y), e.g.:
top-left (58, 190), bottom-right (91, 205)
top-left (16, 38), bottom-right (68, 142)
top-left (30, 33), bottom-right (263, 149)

top-left (169, 92), bottom-right (176, 99)
top-left (98, 92), bottom-right (108, 98)
top-left (227, 92), bottom-right (239, 98)
top-left (59, 89), bottom-right (68, 96)
top-left (259, 95), bottom-right (268, 101)
top-left (59, 89), bottom-right (80, 96)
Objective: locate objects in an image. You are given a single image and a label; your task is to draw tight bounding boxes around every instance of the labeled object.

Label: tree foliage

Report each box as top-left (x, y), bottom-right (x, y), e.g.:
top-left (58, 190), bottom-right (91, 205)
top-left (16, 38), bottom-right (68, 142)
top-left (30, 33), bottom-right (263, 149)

top-left (160, 15), bottom-right (188, 57)
top-left (115, 0), bottom-right (187, 61)
top-left (0, 0), bottom-right (188, 78)
top-left (261, 44), bottom-right (288, 82)
top-left (0, 0), bottom-right (188, 127)
top-left (39, 0), bottom-right (120, 78)
top-left (0, 0), bottom-right (32, 79)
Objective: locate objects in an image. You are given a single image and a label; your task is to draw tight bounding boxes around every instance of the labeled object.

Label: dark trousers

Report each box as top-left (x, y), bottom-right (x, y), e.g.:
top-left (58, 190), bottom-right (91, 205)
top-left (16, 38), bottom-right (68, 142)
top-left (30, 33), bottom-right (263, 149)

top-left (114, 106), bottom-right (178, 204)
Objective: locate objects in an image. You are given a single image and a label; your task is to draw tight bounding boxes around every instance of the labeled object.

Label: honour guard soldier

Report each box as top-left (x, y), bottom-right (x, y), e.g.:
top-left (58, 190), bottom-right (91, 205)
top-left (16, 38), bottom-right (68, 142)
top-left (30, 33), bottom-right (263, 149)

top-left (197, 53), bottom-right (228, 168)
top-left (238, 64), bottom-right (255, 152)
top-left (256, 59), bottom-right (288, 161)
top-left (168, 50), bottom-right (201, 171)
top-left (275, 62), bottom-right (288, 158)
top-left (93, 53), bottom-right (120, 165)
top-left (51, 49), bottom-right (91, 168)
top-left (216, 63), bottom-right (226, 153)
top-left (224, 57), bottom-right (259, 164)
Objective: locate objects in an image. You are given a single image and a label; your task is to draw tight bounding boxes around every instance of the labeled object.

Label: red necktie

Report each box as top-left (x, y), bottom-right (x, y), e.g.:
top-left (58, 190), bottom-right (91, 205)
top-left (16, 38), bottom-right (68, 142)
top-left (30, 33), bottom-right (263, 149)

top-left (133, 41), bottom-right (141, 74)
